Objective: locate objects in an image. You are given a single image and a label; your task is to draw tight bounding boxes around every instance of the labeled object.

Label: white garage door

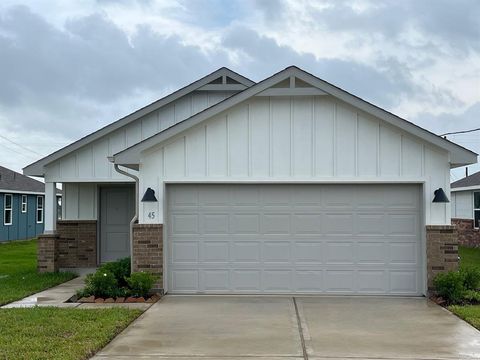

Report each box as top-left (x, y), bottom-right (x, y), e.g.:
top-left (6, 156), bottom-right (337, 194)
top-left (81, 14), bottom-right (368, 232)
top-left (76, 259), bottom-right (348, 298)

top-left (167, 184), bottom-right (422, 295)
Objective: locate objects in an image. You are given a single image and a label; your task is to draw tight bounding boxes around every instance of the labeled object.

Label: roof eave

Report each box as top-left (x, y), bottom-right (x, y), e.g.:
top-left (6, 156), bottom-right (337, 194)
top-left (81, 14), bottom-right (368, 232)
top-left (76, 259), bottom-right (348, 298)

top-left (23, 67), bottom-right (255, 177)
top-left (113, 66), bottom-right (478, 168)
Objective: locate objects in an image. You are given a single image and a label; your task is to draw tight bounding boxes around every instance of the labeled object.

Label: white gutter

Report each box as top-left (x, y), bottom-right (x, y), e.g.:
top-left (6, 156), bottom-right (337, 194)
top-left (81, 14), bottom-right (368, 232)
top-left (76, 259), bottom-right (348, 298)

top-left (112, 163), bottom-right (138, 274)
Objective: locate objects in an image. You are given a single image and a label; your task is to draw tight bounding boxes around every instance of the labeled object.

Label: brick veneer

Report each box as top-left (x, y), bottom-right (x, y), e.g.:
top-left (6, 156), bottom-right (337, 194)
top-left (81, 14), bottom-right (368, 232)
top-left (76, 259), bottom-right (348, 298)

top-left (452, 218), bottom-right (480, 248)
top-left (56, 220), bottom-right (97, 268)
top-left (132, 223), bottom-right (163, 290)
top-left (426, 225), bottom-right (458, 292)
top-left (37, 220), bottom-right (97, 273)
top-left (37, 233), bottom-right (58, 272)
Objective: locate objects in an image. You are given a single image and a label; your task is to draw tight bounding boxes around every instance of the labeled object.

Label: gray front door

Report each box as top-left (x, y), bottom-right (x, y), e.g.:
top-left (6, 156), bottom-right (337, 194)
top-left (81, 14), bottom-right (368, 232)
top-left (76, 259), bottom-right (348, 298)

top-left (100, 186), bottom-right (134, 263)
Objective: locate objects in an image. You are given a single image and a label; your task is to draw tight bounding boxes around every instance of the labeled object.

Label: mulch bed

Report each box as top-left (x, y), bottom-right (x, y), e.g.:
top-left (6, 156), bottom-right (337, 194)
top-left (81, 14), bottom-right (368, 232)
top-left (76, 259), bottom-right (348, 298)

top-left (67, 293), bottom-right (162, 304)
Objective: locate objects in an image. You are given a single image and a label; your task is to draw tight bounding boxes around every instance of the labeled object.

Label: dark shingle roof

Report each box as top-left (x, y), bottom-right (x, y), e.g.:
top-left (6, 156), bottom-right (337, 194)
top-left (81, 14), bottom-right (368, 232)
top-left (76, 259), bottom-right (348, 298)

top-left (451, 170), bottom-right (480, 188)
top-left (0, 165), bottom-right (46, 193)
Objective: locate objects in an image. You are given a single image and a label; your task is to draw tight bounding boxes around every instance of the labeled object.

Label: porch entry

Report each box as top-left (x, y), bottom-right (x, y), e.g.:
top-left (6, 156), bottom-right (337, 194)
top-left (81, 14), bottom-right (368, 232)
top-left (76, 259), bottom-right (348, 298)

top-left (100, 185), bottom-right (135, 263)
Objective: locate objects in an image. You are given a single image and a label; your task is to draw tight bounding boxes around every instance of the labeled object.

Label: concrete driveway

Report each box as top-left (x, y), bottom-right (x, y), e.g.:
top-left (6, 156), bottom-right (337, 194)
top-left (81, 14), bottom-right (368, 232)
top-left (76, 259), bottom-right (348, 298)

top-left (93, 296), bottom-right (480, 360)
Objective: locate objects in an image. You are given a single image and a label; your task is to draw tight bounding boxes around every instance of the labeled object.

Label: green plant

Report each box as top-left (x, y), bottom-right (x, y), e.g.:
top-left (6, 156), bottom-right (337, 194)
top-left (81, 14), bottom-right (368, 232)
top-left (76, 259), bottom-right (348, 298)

top-left (84, 270), bottom-right (119, 298)
top-left (433, 271), bottom-right (465, 304)
top-left (125, 272), bottom-right (158, 298)
top-left (99, 257), bottom-right (131, 287)
top-left (463, 290), bottom-right (480, 304)
top-left (461, 267), bottom-right (480, 291)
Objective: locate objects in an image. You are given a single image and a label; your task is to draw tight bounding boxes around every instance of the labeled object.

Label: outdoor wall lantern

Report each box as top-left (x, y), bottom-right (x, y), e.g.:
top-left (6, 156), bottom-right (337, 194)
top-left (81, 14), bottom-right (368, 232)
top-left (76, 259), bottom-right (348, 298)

top-left (141, 187), bottom-right (158, 202)
top-left (432, 188), bottom-right (449, 203)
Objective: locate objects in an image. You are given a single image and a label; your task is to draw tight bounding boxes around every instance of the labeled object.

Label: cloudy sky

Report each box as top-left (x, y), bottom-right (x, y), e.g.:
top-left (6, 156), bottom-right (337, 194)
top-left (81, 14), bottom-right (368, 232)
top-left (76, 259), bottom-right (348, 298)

top-left (0, 0), bottom-right (479, 180)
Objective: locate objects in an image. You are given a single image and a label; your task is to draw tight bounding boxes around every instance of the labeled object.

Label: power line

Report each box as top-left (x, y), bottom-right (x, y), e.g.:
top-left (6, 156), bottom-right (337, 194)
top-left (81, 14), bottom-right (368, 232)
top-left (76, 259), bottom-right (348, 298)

top-left (440, 127), bottom-right (480, 136)
top-left (0, 134), bottom-right (44, 156)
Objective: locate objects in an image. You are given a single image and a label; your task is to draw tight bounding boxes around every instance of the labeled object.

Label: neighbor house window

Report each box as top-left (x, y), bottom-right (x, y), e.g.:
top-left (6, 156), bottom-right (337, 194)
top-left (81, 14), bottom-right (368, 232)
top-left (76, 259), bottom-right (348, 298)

top-left (36, 196), bottom-right (44, 223)
top-left (4, 194), bottom-right (12, 225)
top-left (474, 191), bottom-right (480, 228)
top-left (21, 195), bottom-right (27, 213)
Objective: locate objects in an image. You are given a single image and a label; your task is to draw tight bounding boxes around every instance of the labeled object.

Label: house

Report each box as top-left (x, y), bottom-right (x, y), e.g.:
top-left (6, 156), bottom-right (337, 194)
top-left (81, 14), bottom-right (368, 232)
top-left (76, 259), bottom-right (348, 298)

top-left (24, 66), bottom-right (477, 295)
top-left (451, 170), bottom-right (480, 247)
top-left (0, 165), bottom-right (61, 241)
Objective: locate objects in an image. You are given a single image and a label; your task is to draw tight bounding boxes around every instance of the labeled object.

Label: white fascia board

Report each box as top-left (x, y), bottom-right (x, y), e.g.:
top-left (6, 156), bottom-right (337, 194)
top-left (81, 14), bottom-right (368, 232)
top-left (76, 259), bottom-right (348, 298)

top-left (0, 189), bottom-right (45, 195)
top-left (451, 185), bottom-right (480, 192)
top-left (23, 68), bottom-right (255, 177)
top-left (113, 66), bottom-right (478, 166)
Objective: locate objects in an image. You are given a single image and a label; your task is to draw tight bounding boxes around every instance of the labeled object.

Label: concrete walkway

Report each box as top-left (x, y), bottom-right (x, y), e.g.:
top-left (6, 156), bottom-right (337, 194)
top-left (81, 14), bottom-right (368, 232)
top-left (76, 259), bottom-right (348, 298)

top-left (2, 276), bottom-right (150, 310)
top-left (93, 295), bottom-right (480, 360)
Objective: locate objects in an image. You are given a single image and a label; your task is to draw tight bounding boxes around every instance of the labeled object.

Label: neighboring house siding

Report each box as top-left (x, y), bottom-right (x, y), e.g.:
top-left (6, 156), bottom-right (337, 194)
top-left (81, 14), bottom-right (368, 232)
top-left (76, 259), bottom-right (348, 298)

top-left (0, 193), bottom-right (44, 241)
top-left (44, 91), bottom-right (233, 183)
top-left (451, 190), bottom-right (474, 219)
top-left (138, 96), bottom-right (450, 225)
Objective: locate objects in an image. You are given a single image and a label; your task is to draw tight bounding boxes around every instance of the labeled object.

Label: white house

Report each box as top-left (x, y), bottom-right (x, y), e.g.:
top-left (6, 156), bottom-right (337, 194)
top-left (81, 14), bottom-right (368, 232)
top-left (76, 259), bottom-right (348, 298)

top-left (24, 66), bottom-right (477, 296)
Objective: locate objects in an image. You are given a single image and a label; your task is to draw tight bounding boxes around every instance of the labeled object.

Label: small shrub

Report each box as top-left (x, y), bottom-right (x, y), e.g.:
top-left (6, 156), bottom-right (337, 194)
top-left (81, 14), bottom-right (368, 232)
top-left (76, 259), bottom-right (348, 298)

top-left (125, 272), bottom-right (158, 298)
top-left (99, 257), bottom-right (131, 287)
top-left (433, 271), bottom-right (465, 304)
top-left (84, 270), bottom-right (119, 298)
top-left (461, 267), bottom-right (480, 291)
top-left (463, 290), bottom-right (480, 304)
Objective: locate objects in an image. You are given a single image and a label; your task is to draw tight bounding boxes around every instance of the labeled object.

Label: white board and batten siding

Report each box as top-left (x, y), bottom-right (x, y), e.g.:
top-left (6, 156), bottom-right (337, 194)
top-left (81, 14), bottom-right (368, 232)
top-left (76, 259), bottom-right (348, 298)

top-left (56, 91), bottom-right (232, 220)
top-left (139, 95), bottom-right (450, 226)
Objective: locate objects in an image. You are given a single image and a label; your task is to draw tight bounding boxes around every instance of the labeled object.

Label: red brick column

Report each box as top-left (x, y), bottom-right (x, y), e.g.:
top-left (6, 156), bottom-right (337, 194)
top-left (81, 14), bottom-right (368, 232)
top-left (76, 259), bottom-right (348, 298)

top-left (37, 233), bottom-right (59, 272)
top-left (426, 225), bottom-right (458, 292)
top-left (452, 218), bottom-right (480, 248)
top-left (132, 224), bottom-right (163, 290)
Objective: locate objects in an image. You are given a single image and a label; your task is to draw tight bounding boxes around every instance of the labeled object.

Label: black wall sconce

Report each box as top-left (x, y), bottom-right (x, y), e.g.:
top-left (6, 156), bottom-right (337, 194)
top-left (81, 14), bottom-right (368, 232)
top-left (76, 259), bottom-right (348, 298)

top-left (141, 187), bottom-right (158, 202)
top-left (432, 188), bottom-right (449, 203)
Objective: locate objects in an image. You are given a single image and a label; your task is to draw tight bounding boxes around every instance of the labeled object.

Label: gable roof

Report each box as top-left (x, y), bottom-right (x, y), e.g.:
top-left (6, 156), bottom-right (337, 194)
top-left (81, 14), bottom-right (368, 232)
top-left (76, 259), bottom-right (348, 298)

top-left (451, 170), bottom-right (480, 191)
top-left (23, 67), bottom-right (255, 177)
top-left (0, 165), bottom-right (47, 194)
top-left (113, 66), bottom-right (478, 168)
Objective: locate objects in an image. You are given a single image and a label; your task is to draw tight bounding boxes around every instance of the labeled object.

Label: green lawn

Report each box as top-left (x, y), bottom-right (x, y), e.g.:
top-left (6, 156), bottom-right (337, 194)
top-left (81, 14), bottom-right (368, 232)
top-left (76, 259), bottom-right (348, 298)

top-left (0, 239), bottom-right (76, 305)
top-left (459, 246), bottom-right (480, 272)
top-left (448, 246), bottom-right (480, 330)
top-left (0, 307), bottom-right (142, 360)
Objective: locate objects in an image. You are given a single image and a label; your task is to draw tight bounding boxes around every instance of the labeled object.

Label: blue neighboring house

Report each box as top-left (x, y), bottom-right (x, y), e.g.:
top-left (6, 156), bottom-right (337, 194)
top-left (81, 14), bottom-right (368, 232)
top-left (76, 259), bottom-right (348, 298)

top-left (0, 165), bottom-right (61, 241)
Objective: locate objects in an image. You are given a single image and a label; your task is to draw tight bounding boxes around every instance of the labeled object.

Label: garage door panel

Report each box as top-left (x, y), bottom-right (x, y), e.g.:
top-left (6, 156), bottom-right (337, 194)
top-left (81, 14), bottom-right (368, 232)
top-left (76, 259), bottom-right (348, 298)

top-left (202, 241), bottom-right (229, 262)
top-left (167, 184), bottom-right (422, 295)
top-left (232, 270), bottom-right (262, 291)
top-left (262, 214), bottom-right (291, 234)
top-left (171, 214), bottom-right (199, 234)
top-left (389, 271), bottom-right (418, 294)
top-left (264, 270), bottom-right (293, 292)
top-left (325, 242), bottom-right (354, 264)
top-left (172, 242), bottom-right (199, 263)
top-left (232, 242), bottom-right (261, 262)
top-left (263, 242), bottom-right (291, 263)
top-left (388, 214), bottom-right (418, 235)
top-left (231, 214), bottom-right (260, 233)
top-left (294, 242), bottom-right (324, 263)
top-left (292, 214), bottom-right (322, 234)
top-left (295, 270), bottom-right (324, 292)
top-left (323, 213), bottom-right (354, 235)
top-left (357, 213), bottom-right (386, 235)
top-left (325, 270), bottom-right (355, 293)
top-left (357, 270), bottom-right (387, 293)
top-left (389, 242), bottom-right (417, 264)
top-left (357, 242), bottom-right (386, 264)
top-left (203, 214), bottom-right (229, 234)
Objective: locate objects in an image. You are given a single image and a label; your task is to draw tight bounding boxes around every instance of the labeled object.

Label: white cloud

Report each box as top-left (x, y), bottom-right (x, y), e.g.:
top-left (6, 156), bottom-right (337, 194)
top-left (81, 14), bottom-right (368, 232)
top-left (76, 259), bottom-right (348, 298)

top-left (0, 0), bottom-right (478, 179)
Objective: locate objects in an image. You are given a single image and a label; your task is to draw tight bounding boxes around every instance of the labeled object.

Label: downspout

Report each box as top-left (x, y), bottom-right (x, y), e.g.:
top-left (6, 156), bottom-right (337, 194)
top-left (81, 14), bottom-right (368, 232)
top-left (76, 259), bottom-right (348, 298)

top-left (112, 163), bottom-right (139, 274)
